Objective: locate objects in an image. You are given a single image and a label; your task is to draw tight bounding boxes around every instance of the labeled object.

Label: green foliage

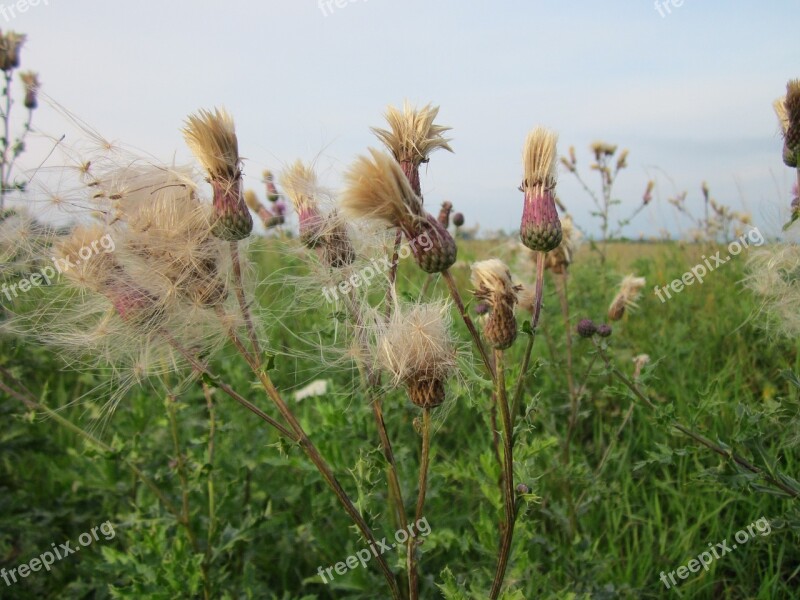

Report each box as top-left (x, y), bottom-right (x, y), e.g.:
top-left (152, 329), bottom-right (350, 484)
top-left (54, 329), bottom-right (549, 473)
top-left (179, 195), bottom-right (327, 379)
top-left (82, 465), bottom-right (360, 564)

top-left (1, 239), bottom-right (799, 598)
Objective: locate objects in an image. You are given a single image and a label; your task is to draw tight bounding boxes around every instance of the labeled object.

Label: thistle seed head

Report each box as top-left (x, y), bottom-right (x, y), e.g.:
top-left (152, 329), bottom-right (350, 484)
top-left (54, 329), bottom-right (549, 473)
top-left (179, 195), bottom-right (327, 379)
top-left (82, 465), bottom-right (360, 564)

top-left (0, 31), bottom-right (25, 71)
top-left (19, 70), bottom-right (38, 109)
top-left (470, 259), bottom-right (521, 349)
top-left (342, 149), bottom-right (457, 273)
top-left (183, 107), bottom-right (252, 241)
top-left (371, 101), bottom-right (453, 197)
top-left (377, 301), bottom-right (457, 408)
top-left (521, 127), bottom-right (562, 252)
top-left (608, 274), bottom-right (646, 321)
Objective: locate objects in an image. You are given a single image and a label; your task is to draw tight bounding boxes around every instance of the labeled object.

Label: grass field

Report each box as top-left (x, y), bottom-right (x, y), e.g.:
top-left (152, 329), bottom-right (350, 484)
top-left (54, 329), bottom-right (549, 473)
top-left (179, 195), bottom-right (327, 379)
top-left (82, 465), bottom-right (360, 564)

top-left (1, 232), bottom-right (798, 599)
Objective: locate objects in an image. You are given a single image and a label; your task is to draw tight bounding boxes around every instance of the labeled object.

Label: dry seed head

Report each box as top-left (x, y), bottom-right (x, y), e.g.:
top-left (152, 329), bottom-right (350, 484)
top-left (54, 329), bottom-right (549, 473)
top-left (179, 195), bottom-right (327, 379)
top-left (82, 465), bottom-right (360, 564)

top-left (745, 245), bottom-right (800, 339)
top-left (0, 31), bottom-right (25, 71)
top-left (183, 108), bottom-right (252, 240)
top-left (523, 127), bottom-right (558, 192)
top-left (608, 274), bottom-right (646, 321)
top-left (470, 259), bottom-right (520, 349)
top-left (19, 70), bottom-right (38, 109)
top-left (342, 148), bottom-right (423, 228)
top-left (521, 127), bottom-right (562, 252)
top-left (516, 284), bottom-right (536, 313)
top-left (371, 101), bottom-right (453, 167)
top-left (280, 160), bottom-right (319, 212)
top-left (342, 148), bottom-right (456, 272)
top-left (319, 210), bottom-right (356, 269)
top-left (280, 160), bottom-right (327, 246)
top-left (182, 108), bottom-right (240, 180)
top-left (632, 354), bottom-right (650, 379)
top-left (378, 301), bottom-right (457, 408)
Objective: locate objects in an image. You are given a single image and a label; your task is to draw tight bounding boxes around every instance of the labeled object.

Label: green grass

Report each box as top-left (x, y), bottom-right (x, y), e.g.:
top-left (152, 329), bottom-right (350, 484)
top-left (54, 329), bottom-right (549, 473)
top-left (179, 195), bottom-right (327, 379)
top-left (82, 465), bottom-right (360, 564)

top-left (1, 237), bottom-right (798, 599)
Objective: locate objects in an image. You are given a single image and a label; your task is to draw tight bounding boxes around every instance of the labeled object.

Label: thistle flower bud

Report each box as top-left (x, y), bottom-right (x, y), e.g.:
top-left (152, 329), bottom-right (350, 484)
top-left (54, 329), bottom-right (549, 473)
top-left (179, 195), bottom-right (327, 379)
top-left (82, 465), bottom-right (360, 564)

top-left (438, 200), bottom-right (453, 228)
top-left (378, 302), bottom-right (457, 409)
top-left (516, 483), bottom-right (531, 494)
top-left (342, 149), bottom-right (457, 273)
top-left (263, 169), bottom-right (280, 202)
top-left (19, 71), bottom-right (38, 109)
top-left (371, 101), bottom-right (453, 200)
top-left (597, 324), bottom-right (612, 338)
top-left (608, 275), bottom-right (646, 321)
top-left (576, 318), bottom-right (597, 338)
top-left (183, 108), bottom-right (253, 241)
top-left (471, 259), bottom-right (520, 349)
top-left (452, 212), bottom-right (464, 227)
top-left (782, 80), bottom-right (800, 168)
top-left (520, 127), bottom-right (562, 253)
top-left (0, 31), bottom-right (25, 71)
top-left (643, 180), bottom-right (654, 206)
top-left (244, 190), bottom-right (282, 229)
top-left (281, 160), bottom-right (324, 247)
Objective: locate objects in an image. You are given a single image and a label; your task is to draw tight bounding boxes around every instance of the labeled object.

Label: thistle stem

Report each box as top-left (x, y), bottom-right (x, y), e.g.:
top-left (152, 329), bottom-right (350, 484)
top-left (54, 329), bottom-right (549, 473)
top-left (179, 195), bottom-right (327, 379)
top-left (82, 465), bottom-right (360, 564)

top-left (489, 349), bottom-right (516, 599)
top-left (225, 241), bottom-right (403, 599)
top-left (510, 251), bottom-right (546, 419)
top-left (408, 408), bottom-right (432, 600)
top-left (203, 382), bottom-right (218, 600)
top-left (442, 268), bottom-right (495, 380)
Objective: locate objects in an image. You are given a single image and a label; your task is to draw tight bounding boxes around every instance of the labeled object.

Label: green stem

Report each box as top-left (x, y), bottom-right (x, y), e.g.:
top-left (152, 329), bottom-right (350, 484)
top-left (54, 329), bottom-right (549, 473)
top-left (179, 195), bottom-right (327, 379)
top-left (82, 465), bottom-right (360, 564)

top-left (408, 408), bottom-right (432, 600)
top-left (489, 349), bottom-right (516, 599)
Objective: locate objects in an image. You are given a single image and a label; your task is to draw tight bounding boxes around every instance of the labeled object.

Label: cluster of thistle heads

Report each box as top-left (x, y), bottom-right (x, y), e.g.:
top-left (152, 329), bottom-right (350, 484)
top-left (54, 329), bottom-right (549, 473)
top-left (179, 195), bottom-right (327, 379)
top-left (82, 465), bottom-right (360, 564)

top-left (6, 98), bottom-right (652, 413)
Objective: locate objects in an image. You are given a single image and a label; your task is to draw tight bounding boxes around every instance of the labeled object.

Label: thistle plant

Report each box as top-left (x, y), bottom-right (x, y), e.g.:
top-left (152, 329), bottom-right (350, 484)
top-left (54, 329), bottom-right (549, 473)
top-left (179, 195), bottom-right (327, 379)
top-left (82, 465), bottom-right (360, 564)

top-left (0, 30), bottom-right (39, 212)
top-left (775, 80), bottom-right (800, 230)
top-left (561, 141), bottom-right (652, 261)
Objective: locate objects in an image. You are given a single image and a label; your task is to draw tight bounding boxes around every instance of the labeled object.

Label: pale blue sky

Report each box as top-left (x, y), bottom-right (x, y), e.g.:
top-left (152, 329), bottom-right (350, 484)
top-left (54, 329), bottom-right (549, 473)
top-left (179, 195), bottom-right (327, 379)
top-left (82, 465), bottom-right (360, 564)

top-left (9, 0), bottom-right (800, 238)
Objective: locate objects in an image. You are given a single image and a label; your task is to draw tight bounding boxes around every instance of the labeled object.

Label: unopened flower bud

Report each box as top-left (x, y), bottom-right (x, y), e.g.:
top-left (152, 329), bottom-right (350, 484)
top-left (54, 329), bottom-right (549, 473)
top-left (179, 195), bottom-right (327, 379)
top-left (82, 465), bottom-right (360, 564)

top-left (577, 318), bottom-right (597, 338)
top-left (597, 323), bottom-right (612, 337)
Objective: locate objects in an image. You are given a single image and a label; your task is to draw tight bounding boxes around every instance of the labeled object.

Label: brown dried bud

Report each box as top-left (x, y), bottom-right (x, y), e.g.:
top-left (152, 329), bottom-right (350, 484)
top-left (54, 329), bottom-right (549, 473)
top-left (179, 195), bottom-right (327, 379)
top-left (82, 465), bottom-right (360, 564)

top-left (407, 375), bottom-right (446, 409)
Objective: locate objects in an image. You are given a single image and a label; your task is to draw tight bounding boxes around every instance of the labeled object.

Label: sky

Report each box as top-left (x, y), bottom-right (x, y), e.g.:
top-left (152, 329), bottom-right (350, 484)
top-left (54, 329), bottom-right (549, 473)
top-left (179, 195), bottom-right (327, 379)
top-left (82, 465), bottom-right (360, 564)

top-left (6, 0), bottom-right (800, 239)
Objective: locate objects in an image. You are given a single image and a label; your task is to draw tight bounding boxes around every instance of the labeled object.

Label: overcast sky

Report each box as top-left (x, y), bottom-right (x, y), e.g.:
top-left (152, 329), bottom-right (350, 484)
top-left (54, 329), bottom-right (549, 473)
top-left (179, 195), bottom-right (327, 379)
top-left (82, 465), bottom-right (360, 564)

top-left (8, 0), bottom-right (800, 239)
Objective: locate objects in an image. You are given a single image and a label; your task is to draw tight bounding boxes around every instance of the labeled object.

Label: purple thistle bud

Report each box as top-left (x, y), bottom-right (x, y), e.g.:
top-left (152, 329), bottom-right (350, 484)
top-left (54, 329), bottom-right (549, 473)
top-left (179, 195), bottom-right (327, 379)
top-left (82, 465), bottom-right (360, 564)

top-left (597, 323), bottom-right (612, 338)
top-left (452, 212), bottom-right (464, 227)
top-left (577, 318), bottom-right (597, 338)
